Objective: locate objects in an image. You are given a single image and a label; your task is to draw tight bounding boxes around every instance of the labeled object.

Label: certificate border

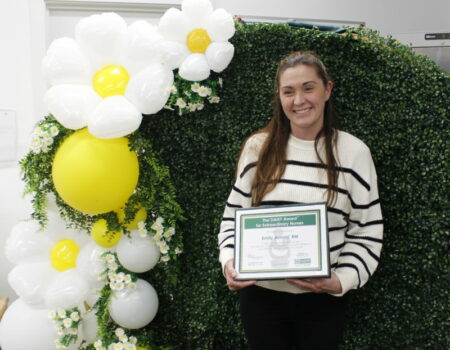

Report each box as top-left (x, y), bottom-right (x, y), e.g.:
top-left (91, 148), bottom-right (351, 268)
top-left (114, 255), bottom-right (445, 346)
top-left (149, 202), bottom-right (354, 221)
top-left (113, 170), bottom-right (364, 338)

top-left (234, 203), bottom-right (330, 280)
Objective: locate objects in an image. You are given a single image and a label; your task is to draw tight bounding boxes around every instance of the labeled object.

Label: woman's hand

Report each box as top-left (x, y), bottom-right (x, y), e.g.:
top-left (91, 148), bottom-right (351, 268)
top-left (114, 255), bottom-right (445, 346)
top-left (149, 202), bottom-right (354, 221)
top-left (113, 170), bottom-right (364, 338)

top-left (224, 259), bottom-right (257, 291)
top-left (286, 272), bottom-right (342, 294)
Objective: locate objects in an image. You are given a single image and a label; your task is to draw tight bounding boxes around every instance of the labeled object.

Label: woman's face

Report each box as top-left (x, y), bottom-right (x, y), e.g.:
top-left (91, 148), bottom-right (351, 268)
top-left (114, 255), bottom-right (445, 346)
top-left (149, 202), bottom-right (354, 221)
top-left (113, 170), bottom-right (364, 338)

top-left (278, 64), bottom-right (332, 140)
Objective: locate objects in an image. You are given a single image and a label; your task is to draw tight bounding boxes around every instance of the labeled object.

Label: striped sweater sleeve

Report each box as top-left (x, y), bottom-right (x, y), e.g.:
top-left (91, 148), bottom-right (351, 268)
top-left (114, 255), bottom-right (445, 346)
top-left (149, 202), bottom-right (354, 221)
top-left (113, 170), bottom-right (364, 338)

top-left (333, 145), bottom-right (383, 296)
top-left (218, 136), bottom-right (260, 272)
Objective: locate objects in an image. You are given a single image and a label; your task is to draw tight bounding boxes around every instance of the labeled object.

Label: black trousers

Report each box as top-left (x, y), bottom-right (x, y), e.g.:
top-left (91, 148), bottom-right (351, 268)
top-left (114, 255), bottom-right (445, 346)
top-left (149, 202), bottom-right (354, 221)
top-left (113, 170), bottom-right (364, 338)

top-left (239, 285), bottom-right (347, 350)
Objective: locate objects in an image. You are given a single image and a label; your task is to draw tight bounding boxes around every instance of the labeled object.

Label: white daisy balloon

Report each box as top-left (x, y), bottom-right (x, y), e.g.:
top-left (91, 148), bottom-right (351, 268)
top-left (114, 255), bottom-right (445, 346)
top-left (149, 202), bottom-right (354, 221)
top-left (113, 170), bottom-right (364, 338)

top-left (5, 216), bottom-right (96, 310)
top-left (42, 13), bottom-right (174, 139)
top-left (158, 0), bottom-right (235, 81)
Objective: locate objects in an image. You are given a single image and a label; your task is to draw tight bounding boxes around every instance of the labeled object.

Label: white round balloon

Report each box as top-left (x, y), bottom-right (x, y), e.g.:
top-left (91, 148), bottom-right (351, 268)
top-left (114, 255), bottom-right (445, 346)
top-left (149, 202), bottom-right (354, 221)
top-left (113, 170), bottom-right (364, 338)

top-left (76, 241), bottom-right (109, 286)
top-left (116, 231), bottom-right (160, 273)
top-left (109, 279), bottom-right (159, 329)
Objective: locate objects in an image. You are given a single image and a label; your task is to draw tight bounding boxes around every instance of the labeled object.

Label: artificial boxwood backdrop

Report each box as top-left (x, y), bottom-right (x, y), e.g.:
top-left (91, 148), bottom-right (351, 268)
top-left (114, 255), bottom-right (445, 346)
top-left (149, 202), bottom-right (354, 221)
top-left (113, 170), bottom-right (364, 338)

top-left (140, 23), bottom-right (449, 349)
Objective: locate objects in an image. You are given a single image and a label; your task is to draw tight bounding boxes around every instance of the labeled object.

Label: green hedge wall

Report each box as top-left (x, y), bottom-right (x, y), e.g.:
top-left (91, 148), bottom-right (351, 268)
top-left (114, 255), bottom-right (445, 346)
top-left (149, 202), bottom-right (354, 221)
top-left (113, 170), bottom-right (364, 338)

top-left (140, 23), bottom-right (449, 350)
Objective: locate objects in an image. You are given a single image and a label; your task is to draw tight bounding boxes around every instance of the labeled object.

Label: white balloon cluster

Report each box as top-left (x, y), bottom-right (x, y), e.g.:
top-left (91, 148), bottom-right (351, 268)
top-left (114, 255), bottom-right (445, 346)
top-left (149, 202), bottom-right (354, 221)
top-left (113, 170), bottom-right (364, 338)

top-left (43, 0), bottom-right (235, 139)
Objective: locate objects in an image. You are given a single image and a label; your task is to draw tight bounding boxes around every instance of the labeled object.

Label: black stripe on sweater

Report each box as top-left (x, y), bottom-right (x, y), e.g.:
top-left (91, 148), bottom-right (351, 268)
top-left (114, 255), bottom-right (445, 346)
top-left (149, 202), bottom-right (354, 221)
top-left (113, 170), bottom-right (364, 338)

top-left (346, 241), bottom-right (380, 262)
top-left (240, 160), bottom-right (371, 191)
top-left (223, 244), bottom-right (234, 249)
top-left (232, 185), bottom-right (251, 198)
top-left (222, 217), bottom-right (235, 222)
top-left (226, 202), bottom-right (242, 208)
top-left (345, 231), bottom-right (383, 244)
top-left (340, 252), bottom-right (371, 277)
top-left (219, 234), bottom-right (234, 247)
top-left (348, 219), bottom-right (384, 228)
top-left (330, 242), bottom-right (345, 252)
top-left (335, 263), bottom-right (361, 288)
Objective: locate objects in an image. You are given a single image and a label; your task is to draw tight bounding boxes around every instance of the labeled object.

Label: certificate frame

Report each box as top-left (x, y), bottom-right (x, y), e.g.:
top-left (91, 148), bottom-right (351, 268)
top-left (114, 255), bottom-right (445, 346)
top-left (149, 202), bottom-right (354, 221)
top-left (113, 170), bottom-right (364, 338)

top-left (234, 203), bottom-right (330, 280)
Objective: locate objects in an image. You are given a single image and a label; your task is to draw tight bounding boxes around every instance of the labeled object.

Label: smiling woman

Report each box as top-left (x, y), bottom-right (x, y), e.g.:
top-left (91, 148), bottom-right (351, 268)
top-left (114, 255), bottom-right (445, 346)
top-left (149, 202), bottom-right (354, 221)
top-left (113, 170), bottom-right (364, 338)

top-left (218, 51), bottom-right (383, 350)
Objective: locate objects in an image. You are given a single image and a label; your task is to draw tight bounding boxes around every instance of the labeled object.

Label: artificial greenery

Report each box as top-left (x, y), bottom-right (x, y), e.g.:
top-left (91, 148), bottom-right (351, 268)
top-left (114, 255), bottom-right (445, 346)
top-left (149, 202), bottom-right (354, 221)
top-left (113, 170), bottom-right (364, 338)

top-left (139, 23), bottom-right (449, 349)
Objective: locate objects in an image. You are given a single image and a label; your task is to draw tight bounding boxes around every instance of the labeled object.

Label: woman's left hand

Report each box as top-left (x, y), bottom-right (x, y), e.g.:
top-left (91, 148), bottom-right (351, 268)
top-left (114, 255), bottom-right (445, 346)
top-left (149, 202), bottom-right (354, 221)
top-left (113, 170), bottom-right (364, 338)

top-left (286, 272), bottom-right (342, 294)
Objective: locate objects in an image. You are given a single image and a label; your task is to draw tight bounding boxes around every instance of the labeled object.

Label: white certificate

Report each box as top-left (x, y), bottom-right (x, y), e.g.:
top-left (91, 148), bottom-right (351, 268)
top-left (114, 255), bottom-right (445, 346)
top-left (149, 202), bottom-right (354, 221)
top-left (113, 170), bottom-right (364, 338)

top-left (234, 203), bottom-right (330, 280)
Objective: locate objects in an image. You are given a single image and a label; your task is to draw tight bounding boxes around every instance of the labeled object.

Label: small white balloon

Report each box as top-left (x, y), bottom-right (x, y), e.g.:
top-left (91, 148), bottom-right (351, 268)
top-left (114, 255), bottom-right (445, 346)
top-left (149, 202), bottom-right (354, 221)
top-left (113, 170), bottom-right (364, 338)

top-left (75, 12), bottom-right (127, 70)
top-left (158, 8), bottom-right (189, 42)
top-left (116, 231), bottom-right (161, 273)
top-left (205, 41), bottom-right (234, 73)
top-left (45, 269), bottom-right (90, 310)
top-left (88, 95), bottom-right (142, 139)
top-left (5, 221), bottom-right (52, 264)
top-left (179, 53), bottom-right (210, 81)
top-left (44, 84), bottom-right (101, 130)
top-left (8, 262), bottom-right (55, 306)
top-left (125, 63), bottom-right (173, 115)
top-left (109, 279), bottom-right (159, 329)
top-left (42, 37), bottom-right (91, 86)
top-left (159, 40), bottom-right (190, 70)
top-left (205, 8), bottom-right (235, 41)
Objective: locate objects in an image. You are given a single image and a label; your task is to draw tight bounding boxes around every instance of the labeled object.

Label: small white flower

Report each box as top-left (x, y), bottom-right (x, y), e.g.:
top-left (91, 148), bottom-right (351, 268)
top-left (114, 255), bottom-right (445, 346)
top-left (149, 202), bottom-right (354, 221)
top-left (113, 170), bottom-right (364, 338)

top-left (108, 344), bottom-right (115, 350)
top-left (108, 262), bottom-right (119, 271)
top-left (33, 127), bottom-right (43, 136)
top-left (106, 254), bottom-right (115, 263)
top-left (114, 343), bottom-right (124, 350)
top-left (137, 221), bottom-right (146, 229)
top-left (156, 216), bottom-right (164, 225)
top-left (175, 247), bottom-right (182, 255)
top-left (198, 86), bottom-right (210, 97)
top-left (175, 98), bottom-right (186, 109)
top-left (63, 318), bottom-right (73, 328)
top-left (70, 311), bottom-right (80, 321)
top-left (119, 334), bottom-right (128, 342)
top-left (48, 310), bottom-right (57, 319)
top-left (138, 228), bottom-right (148, 238)
top-left (116, 272), bottom-right (125, 282)
top-left (124, 274), bottom-right (132, 284)
top-left (160, 243), bottom-right (169, 255)
top-left (164, 227), bottom-right (175, 238)
top-left (55, 326), bottom-right (64, 336)
top-left (69, 327), bottom-right (78, 335)
top-left (115, 328), bottom-right (125, 338)
top-left (161, 255), bottom-right (170, 263)
top-left (57, 309), bottom-right (66, 318)
top-left (128, 282), bottom-right (137, 290)
top-left (49, 125), bottom-right (59, 137)
top-left (129, 336), bottom-right (137, 345)
top-left (41, 145), bottom-right (50, 153)
top-left (209, 96), bottom-right (220, 103)
top-left (154, 232), bottom-right (163, 241)
top-left (191, 83), bottom-right (201, 92)
top-left (195, 103), bottom-right (204, 111)
top-left (169, 85), bottom-right (177, 94)
top-left (94, 339), bottom-right (103, 350)
top-left (163, 105), bottom-right (174, 111)
top-left (187, 103), bottom-right (196, 112)
top-left (54, 339), bottom-right (62, 347)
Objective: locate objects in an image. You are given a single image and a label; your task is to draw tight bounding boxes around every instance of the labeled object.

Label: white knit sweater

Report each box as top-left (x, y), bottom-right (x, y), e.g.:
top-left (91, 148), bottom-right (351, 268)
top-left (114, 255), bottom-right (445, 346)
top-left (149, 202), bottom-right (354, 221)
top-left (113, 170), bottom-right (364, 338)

top-left (218, 130), bottom-right (383, 296)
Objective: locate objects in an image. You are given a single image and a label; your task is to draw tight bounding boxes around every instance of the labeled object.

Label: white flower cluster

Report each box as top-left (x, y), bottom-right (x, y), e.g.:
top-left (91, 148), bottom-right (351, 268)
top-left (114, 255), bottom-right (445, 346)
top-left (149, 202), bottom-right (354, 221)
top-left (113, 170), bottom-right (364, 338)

top-left (48, 308), bottom-right (81, 350)
top-left (151, 217), bottom-right (180, 263)
top-left (30, 124), bottom-right (59, 154)
top-left (101, 253), bottom-right (136, 291)
top-left (165, 77), bottom-right (223, 116)
top-left (94, 328), bottom-right (138, 350)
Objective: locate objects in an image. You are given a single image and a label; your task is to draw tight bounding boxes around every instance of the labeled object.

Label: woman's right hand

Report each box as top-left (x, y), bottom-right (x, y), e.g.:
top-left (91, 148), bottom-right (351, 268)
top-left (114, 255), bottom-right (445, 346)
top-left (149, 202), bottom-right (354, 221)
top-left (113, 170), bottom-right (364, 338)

top-left (224, 259), bottom-right (257, 291)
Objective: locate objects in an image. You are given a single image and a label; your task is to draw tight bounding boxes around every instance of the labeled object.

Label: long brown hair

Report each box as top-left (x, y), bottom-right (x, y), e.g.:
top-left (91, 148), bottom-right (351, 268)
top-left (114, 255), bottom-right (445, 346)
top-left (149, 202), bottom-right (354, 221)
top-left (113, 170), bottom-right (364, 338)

top-left (250, 51), bottom-right (340, 206)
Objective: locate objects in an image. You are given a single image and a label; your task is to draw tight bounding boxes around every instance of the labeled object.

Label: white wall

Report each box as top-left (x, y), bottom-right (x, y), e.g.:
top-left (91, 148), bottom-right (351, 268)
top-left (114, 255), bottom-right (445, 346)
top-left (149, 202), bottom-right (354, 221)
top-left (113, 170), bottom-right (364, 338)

top-left (0, 0), bottom-right (448, 302)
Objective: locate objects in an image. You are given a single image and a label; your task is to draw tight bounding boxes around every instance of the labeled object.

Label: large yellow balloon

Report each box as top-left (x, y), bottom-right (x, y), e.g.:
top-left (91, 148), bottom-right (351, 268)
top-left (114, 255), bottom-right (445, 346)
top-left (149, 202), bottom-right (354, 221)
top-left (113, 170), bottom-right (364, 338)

top-left (52, 128), bottom-right (139, 214)
top-left (50, 239), bottom-right (80, 271)
top-left (116, 205), bottom-right (147, 230)
top-left (91, 219), bottom-right (122, 248)
top-left (186, 28), bottom-right (211, 53)
top-left (93, 65), bottom-right (130, 98)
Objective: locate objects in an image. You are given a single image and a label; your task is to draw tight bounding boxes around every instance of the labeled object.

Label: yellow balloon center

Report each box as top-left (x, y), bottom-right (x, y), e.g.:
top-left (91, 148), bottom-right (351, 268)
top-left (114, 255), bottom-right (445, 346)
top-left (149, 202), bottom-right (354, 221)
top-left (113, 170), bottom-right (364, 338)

top-left (50, 239), bottom-right (80, 271)
top-left (93, 65), bottom-right (130, 98)
top-left (186, 28), bottom-right (212, 53)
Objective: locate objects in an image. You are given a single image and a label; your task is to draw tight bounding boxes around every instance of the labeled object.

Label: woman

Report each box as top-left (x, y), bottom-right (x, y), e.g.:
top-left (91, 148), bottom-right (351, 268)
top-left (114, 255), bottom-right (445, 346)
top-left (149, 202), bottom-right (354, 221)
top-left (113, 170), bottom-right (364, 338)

top-left (218, 51), bottom-right (383, 350)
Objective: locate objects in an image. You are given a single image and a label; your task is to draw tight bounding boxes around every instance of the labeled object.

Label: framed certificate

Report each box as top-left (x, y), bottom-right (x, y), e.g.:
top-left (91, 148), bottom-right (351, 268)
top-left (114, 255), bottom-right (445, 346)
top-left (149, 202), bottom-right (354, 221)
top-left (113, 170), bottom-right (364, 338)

top-left (234, 203), bottom-right (330, 280)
